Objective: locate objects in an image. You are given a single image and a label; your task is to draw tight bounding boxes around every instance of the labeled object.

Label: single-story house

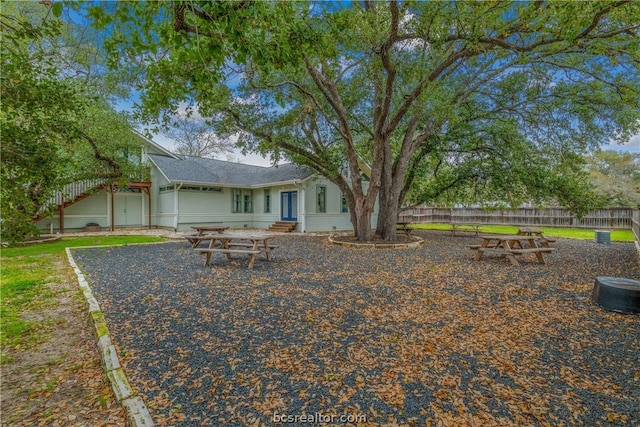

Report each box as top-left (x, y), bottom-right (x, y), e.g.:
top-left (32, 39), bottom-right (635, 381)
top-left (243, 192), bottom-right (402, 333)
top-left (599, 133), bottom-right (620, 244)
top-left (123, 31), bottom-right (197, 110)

top-left (36, 135), bottom-right (377, 233)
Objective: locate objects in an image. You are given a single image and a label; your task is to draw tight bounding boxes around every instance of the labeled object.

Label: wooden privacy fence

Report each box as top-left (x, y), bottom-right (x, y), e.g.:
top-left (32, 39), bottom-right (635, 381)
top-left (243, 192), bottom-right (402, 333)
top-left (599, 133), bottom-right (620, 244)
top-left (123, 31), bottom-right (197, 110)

top-left (632, 209), bottom-right (640, 243)
top-left (399, 207), bottom-right (635, 230)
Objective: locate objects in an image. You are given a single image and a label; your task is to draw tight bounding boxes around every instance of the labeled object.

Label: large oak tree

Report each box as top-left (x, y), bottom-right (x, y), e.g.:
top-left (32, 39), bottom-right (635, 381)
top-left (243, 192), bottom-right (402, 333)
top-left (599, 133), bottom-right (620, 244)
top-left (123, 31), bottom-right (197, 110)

top-left (1, 2), bottom-right (146, 243)
top-left (92, 1), bottom-right (640, 241)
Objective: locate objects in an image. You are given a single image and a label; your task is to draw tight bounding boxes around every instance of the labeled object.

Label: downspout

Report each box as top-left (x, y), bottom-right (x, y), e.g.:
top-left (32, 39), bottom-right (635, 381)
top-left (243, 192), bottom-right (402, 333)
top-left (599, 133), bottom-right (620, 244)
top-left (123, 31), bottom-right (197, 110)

top-left (297, 180), bottom-right (306, 233)
top-left (173, 183), bottom-right (182, 231)
top-left (60, 197), bottom-right (65, 234)
top-left (110, 184), bottom-right (115, 232)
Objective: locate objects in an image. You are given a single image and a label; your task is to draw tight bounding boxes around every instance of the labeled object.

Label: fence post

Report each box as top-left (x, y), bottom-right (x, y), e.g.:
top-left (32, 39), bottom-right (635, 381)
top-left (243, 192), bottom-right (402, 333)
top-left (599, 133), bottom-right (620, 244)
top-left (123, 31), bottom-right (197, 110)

top-left (632, 209), bottom-right (640, 261)
top-left (610, 209), bottom-right (614, 228)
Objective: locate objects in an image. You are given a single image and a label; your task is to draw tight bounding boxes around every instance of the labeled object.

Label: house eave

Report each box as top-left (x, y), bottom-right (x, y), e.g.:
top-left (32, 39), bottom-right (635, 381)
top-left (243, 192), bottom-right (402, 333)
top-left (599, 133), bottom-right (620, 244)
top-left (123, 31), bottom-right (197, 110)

top-left (250, 175), bottom-right (314, 189)
top-left (163, 176), bottom-right (315, 189)
top-left (133, 130), bottom-right (178, 159)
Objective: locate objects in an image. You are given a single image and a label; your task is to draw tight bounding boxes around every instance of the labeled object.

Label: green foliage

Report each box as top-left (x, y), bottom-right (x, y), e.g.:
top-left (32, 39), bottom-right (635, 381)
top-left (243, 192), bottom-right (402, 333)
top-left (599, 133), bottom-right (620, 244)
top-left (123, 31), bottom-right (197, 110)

top-left (586, 150), bottom-right (640, 207)
top-left (1, 3), bottom-right (80, 243)
top-left (1, 2), bottom-right (147, 244)
top-left (406, 146), bottom-right (601, 218)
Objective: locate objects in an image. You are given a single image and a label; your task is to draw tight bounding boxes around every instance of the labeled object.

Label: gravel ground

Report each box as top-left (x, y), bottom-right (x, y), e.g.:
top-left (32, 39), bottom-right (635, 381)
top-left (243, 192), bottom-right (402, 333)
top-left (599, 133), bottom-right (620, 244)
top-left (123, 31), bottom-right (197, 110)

top-left (72, 231), bottom-right (640, 426)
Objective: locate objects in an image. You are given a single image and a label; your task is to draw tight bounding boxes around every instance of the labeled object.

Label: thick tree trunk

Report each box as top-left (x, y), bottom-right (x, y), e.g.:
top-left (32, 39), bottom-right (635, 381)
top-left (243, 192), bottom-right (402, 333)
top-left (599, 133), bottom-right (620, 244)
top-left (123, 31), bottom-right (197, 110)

top-left (352, 195), bottom-right (373, 241)
top-left (353, 212), bottom-right (373, 241)
top-left (338, 180), bottom-right (374, 242)
top-left (375, 135), bottom-right (416, 240)
top-left (375, 135), bottom-right (402, 241)
top-left (377, 186), bottom-right (400, 240)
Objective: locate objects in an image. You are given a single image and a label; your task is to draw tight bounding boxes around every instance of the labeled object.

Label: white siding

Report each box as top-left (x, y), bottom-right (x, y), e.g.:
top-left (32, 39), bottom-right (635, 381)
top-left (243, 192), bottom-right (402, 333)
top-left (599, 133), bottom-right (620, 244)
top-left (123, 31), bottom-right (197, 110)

top-left (176, 188), bottom-right (231, 229)
top-left (303, 178), bottom-right (377, 232)
top-left (36, 189), bottom-right (109, 232)
top-left (36, 162), bottom-right (379, 233)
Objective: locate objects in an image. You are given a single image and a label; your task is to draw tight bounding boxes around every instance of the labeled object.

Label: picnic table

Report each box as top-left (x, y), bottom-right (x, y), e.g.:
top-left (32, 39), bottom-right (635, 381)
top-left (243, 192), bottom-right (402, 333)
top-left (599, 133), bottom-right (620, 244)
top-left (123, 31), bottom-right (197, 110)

top-left (468, 234), bottom-right (556, 266)
top-left (451, 223), bottom-right (481, 236)
top-left (191, 226), bottom-right (229, 235)
top-left (396, 221), bottom-right (413, 235)
top-left (185, 226), bottom-right (230, 248)
top-left (517, 227), bottom-right (556, 247)
top-left (190, 233), bottom-right (278, 270)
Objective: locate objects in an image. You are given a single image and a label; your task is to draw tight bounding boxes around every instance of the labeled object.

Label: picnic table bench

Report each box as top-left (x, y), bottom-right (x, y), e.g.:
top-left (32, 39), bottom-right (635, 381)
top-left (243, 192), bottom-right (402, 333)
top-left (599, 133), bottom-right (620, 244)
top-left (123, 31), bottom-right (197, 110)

top-left (451, 223), bottom-right (482, 236)
top-left (189, 233), bottom-right (276, 270)
top-left (468, 234), bottom-right (556, 266)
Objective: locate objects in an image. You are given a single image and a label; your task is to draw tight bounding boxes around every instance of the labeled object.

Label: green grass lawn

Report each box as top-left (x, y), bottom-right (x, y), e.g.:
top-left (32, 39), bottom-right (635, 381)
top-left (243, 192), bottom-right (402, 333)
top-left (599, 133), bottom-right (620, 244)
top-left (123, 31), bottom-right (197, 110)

top-left (0, 236), bottom-right (165, 363)
top-left (410, 223), bottom-right (635, 242)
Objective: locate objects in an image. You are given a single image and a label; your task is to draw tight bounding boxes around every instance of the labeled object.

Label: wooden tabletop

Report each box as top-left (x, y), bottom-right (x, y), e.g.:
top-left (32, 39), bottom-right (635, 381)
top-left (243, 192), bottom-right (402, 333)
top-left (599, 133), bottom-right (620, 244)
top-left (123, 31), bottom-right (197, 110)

top-left (212, 233), bottom-right (272, 240)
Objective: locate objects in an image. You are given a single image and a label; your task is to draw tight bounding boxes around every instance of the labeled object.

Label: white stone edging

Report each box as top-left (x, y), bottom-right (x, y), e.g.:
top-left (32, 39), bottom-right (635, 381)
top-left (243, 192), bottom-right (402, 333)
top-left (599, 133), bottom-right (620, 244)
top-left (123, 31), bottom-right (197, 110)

top-left (66, 247), bottom-right (154, 427)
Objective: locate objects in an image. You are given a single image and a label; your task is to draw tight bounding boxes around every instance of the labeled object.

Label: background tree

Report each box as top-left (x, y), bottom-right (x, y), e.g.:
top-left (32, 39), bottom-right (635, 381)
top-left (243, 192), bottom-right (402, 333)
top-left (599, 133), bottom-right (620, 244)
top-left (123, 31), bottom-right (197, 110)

top-left (163, 112), bottom-right (235, 159)
top-left (585, 150), bottom-right (640, 207)
top-left (1, 2), bottom-right (144, 244)
top-left (92, 1), bottom-right (640, 241)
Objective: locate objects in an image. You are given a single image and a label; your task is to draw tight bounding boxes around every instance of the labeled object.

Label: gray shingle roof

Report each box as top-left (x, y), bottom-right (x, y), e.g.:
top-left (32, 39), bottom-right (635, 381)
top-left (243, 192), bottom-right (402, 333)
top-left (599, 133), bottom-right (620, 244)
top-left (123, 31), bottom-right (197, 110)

top-left (148, 154), bottom-right (313, 187)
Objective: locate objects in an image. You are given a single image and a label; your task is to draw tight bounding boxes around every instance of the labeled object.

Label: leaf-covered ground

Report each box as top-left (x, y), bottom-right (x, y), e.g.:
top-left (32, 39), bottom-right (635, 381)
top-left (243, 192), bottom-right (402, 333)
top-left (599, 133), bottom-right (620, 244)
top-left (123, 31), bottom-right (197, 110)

top-left (0, 275), bottom-right (126, 427)
top-left (72, 231), bottom-right (640, 426)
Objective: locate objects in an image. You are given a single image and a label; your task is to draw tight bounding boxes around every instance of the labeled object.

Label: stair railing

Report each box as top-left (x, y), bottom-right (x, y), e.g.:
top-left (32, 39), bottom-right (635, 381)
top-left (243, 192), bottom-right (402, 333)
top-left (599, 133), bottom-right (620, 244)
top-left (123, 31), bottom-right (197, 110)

top-left (48, 179), bottom-right (106, 209)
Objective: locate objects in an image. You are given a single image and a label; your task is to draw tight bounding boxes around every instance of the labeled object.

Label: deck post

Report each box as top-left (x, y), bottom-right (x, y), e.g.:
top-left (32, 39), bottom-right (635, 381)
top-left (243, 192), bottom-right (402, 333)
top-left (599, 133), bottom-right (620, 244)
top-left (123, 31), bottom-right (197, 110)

top-left (60, 198), bottom-right (65, 234)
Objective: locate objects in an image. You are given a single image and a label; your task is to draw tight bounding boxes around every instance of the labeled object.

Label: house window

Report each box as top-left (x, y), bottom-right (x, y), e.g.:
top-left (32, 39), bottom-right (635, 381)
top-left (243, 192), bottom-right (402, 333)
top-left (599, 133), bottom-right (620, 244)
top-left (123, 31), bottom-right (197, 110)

top-left (317, 185), bottom-right (326, 213)
top-left (232, 189), bottom-right (242, 213)
top-left (116, 187), bottom-right (142, 193)
top-left (243, 190), bottom-right (253, 213)
top-left (341, 193), bottom-right (348, 213)
top-left (264, 189), bottom-right (271, 213)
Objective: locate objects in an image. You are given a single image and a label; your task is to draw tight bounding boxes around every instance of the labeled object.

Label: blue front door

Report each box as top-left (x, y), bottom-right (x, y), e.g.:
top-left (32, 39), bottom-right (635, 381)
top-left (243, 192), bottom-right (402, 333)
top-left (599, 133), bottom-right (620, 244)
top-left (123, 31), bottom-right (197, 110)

top-left (281, 191), bottom-right (298, 221)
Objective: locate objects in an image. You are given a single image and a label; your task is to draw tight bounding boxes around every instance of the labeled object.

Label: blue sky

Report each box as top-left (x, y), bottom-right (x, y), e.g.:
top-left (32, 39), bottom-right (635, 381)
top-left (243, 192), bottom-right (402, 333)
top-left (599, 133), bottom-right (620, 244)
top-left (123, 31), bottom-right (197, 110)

top-left (601, 133), bottom-right (640, 154)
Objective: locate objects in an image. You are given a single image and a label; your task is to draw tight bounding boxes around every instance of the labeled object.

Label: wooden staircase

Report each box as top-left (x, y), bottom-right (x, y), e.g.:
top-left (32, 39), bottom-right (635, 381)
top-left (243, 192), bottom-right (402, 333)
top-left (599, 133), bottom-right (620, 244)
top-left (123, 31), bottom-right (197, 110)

top-left (34, 179), bottom-right (105, 222)
top-left (267, 221), bottom-right (297, 232)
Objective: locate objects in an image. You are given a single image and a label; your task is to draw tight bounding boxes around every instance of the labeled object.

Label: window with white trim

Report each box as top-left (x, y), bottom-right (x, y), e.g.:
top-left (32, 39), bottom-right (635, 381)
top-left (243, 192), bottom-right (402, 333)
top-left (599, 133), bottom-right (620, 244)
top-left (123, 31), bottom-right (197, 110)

top-left (317, 185), bottom-right (326, 213)
top-left (264, 189), bottom-right (271, 213)
top-left (232, 189), bottom-right (242, 213)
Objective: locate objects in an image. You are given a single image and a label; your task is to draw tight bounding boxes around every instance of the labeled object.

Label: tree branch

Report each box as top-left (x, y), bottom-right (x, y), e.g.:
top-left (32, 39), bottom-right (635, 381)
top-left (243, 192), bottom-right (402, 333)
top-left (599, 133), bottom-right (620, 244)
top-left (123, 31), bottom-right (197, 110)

top-left (79, 131), bottom-right (122, 180)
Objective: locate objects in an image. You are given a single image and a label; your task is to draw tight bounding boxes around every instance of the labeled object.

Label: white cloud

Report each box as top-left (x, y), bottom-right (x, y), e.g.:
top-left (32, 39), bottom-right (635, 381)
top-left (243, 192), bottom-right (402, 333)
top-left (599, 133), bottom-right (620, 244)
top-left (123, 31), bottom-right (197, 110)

top-left (602, 132), bottom-right (640, 153)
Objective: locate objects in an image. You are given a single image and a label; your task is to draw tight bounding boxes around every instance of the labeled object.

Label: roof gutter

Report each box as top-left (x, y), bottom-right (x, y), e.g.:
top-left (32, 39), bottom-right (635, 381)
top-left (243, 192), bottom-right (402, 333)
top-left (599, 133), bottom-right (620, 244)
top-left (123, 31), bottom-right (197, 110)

top-left (250, 175), bottom-right (314, 189)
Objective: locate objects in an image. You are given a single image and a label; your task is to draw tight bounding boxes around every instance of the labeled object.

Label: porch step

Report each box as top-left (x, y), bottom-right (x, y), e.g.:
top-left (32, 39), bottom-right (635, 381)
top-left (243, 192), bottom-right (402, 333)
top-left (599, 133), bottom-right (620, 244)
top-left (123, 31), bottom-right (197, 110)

top-left (267, 221), bottom-right (297, 232)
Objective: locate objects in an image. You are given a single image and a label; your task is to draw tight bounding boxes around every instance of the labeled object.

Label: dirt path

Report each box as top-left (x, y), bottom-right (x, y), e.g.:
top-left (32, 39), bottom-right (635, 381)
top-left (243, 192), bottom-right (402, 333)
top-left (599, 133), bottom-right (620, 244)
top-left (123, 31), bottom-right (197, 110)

top-left (1, 259), bottom-right (127, 426)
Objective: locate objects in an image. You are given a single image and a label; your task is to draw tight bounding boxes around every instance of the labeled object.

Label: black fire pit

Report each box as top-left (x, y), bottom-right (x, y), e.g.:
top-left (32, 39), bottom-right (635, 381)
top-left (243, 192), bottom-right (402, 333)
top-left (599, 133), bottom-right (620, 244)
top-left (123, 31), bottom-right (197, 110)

top-left (592, 276), bottom-right (640, 314)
